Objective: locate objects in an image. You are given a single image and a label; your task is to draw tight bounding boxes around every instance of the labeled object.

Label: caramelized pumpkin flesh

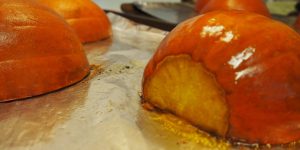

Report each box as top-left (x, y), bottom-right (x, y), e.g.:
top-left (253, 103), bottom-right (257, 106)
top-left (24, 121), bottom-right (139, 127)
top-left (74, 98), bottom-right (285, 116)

top-left (143, 55), bottom-right (229, 136)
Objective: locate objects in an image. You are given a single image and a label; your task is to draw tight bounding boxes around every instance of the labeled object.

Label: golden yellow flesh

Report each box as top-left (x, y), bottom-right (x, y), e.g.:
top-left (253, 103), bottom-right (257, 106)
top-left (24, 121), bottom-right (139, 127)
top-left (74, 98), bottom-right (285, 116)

top-left (144, 54), bottom-right (229, 136)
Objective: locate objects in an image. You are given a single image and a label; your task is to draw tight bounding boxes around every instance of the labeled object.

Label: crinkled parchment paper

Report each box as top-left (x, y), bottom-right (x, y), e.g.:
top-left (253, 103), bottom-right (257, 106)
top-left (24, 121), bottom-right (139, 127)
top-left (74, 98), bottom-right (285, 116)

top-left (0, 14), bottom-right (232, 150)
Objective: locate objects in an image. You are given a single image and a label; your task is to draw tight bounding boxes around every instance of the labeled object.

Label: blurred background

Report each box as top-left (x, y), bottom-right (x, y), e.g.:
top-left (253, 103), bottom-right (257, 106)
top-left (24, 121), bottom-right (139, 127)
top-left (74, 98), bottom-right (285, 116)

top-left (93, 0), bottom-right (299, 31)
top-left (95, 0), bottom-right (298, 12)
top-left (95, 0), bottom-right (181, 11)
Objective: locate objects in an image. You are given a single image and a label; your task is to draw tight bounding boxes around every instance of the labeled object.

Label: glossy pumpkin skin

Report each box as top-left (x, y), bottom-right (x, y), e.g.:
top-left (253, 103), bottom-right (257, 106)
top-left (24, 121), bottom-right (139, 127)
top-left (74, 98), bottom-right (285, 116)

top-left (38, 0), bottom-right (112, 43)
top-left (196, 0), bottom-right (270, 17)
top-left (143, 11), bottom-right (300, 144)
top-left (0, 0), bottom-right (90, 102)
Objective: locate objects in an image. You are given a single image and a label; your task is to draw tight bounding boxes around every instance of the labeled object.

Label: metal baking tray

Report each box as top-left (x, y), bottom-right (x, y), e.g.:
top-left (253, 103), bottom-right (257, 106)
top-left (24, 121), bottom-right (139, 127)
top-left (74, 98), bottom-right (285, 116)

top-left (133, 2), bottom-right (197, 25)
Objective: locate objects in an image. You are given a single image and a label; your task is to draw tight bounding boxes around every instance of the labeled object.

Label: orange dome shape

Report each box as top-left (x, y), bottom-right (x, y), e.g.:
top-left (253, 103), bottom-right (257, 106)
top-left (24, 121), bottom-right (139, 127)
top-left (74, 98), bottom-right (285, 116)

top-left (38, 0), bottom-right (112, 43)
top-left (295, 16), bottom-right (300, 33)
top-left (142, 10), bottom-right (300, 144)
top-left (0, 0), bottom-right (90, 102)
top-left (195, 0), bottom-right (210, 13)
top-left (196, 0), bottom-right (270, 17)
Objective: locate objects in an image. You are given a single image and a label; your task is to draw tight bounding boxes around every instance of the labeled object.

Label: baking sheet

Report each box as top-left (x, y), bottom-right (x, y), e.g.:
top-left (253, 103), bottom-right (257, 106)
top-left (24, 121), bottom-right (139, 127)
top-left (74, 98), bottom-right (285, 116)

top-left (0, 14), bottom-right (231, 150)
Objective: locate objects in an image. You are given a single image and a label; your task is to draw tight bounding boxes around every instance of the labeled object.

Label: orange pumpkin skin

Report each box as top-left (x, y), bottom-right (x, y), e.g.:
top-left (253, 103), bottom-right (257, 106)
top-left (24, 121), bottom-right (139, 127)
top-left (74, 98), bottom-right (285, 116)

top-left (195, 0), bottom-right (210, 13)
top-left (296, 16), bottom-right (300, 33)
top-left (196, 0), bottom-right (270, 17)
top-left (143, 11), bottom-right (300, 144)
top-left (38, 0), bottom-right (112, 43)
top-left (0, 0), bottom-right (90, 102)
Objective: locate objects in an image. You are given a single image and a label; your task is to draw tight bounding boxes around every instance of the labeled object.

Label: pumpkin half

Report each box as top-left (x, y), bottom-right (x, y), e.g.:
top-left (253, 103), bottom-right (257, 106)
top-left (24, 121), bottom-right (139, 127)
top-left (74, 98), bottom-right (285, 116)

top-left (0, 0), bottom-right (89, 102)
top-left (38, 0), bottom-right (112, 43)
top-left (142, 10), bottom-right (300, 145)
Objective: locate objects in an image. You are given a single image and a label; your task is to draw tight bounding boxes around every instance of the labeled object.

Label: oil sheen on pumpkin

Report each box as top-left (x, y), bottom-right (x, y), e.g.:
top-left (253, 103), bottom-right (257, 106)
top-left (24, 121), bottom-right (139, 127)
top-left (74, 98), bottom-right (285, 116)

top-left (38, 0), bottom-right (112, 43)
top-left (0, 0), bottom-right (89, 102)
top-left (143, 10), bottom-right (300, 144)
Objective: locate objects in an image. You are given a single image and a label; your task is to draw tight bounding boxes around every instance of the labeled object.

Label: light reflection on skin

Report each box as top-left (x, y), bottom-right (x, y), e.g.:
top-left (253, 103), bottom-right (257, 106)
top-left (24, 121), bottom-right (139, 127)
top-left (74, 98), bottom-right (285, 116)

top-left (208, 18), bottom-right (217, 24)
top-left (4, 8), bottom-right (38, 24)
top-left (227, 47), bottom-right (264, 83)
top-left (234, 65), bottom-right (263, 82)
top-left (200, 25), bottom-right (263, 83)
top-left (228, 0), bottom-right (237, 10)
top-left (200, 25), bottom-right (235, 43)
top-left (200, 25), bottom-right (225, 37)
top-left (228, 47), bottom-right (256, 69)
top-left (0, 32), bottom-right (15, 47)
top-left (221, 31), bottom-right (234, 43)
